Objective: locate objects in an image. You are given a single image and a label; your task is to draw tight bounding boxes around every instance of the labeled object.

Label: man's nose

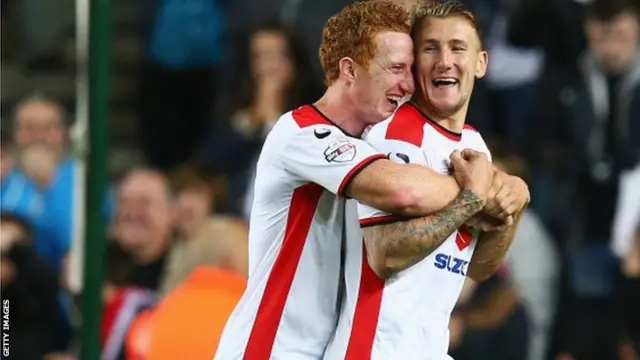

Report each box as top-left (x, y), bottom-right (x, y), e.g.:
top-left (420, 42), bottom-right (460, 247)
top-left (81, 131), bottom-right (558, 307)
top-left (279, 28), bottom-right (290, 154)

top-left (435, 50), bottom-right (453, 70)
top-left (401, 74), bottom-right (415, 94)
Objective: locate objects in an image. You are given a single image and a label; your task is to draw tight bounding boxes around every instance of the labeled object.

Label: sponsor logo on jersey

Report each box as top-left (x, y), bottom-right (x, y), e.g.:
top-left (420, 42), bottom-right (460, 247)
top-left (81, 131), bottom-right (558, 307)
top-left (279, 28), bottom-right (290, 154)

top-left (324, 138), bottom-right (356, 163)
top-left (314, 128), bottom-right (332, 139)
top-left (434, 253), bottom-right (469, 276)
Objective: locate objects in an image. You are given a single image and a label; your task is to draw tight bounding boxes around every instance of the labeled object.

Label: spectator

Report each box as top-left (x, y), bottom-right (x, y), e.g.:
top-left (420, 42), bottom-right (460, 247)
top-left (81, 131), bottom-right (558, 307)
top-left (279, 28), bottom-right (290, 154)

top-left (159, 166), bottom-right (248, 296)
top-left (1, 94), bottom-right (77, 273)
top-left (138, 0), bottom-right (226, 171)
top-left (0, 94), bottom-right (79, 352)
top-left (492, 143), bottom-right (560, 360)
top-left (110, 169), bottom-right (176, 291)
top-left (530, 0), bottom-right (640, 358)
top-left (124, 221), bottom-right (248, 360)
top-left (197, 21), bottom-right (318, 214)
top-left (0, 212), bottom-right (59, 360)
top-left (221, 0), bottom-right (350, 87)
top-left (449, 272), bottom-right (530, 360)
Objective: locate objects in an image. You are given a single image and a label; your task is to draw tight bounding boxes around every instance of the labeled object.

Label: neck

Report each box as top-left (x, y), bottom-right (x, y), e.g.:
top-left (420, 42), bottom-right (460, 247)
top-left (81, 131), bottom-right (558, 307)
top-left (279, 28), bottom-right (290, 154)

top-left (412, 92), bottom-right (469, 133)
top-left (314, 84), bottom-right (367, 137)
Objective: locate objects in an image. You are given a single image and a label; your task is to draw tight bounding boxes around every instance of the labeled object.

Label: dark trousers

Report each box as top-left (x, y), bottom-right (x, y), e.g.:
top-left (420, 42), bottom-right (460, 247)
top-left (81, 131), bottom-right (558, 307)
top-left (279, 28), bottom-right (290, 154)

top-left (451, 305), bottom-right (530, 360)
top-left (138, 63), bottom-right (216, 172)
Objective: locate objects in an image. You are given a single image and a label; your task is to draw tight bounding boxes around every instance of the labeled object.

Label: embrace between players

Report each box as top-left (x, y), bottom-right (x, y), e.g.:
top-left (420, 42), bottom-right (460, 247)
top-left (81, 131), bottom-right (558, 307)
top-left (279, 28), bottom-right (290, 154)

top-left (215, 1), bottom-right (531, 359)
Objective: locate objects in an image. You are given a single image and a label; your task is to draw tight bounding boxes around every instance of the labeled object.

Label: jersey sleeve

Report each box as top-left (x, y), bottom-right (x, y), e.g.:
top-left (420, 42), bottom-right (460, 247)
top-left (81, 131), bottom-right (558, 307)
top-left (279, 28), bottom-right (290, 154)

top-left (279, 125), bottom-right (387, 196)
top-left (357, 138), bottom-right (429, 228)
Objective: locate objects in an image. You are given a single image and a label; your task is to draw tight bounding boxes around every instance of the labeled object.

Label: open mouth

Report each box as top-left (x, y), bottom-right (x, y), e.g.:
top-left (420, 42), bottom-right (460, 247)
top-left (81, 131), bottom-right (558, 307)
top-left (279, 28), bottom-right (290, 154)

top-left (432, 77), bottom-right (458, 88)
top-left (386, 95), bottom-right (403, 107)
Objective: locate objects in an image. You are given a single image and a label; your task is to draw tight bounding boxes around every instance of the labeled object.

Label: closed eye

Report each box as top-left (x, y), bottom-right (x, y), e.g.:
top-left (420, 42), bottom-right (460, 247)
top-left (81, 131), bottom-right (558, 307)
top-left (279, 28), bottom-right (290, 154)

top-left (390, 65), bottom-right (405, 73)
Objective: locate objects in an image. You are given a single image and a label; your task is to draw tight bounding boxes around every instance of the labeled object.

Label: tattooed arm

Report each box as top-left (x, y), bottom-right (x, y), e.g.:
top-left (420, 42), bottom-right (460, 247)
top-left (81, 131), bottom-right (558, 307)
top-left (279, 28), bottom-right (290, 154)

top-left (365, 190), bottom-right (485, 279)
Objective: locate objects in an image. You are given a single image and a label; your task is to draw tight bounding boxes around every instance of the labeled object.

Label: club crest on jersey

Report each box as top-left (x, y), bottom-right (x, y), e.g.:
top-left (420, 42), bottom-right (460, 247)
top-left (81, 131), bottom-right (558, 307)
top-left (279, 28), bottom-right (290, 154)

top-left (324, 138), bottom-right (356, 163)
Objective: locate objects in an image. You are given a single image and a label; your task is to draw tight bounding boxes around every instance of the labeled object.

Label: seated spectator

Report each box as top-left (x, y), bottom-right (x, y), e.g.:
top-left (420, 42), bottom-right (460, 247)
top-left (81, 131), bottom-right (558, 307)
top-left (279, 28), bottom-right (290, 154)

top-left (125, 228), bottom-right (248, 359)
top-left (197, 21), bottom-right (319, 214)
top-left (448, 271), bottom-right (530, 360)
top-left (0, 212), bottom-right (59, 360)
top-left (0, 94), bottom-right (79, 352)
top-left (110, 169), bottom-right (176, 291)
top-left (158, 166), bottom-right (247, 296)
top-left (492, 142), bottom-right (560, 360)
top-left (1, 94), bottom-right (77, 275)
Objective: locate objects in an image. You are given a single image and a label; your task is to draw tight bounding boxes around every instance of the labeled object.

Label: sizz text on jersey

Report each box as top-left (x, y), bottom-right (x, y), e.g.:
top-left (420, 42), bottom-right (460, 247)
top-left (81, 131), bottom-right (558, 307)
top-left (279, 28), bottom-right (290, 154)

top-left (433, 253), bottom-right (469, 276)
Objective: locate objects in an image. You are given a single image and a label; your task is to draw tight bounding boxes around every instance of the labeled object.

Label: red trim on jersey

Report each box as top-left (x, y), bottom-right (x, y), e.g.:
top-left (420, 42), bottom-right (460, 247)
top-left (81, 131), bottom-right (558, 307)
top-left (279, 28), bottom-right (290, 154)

top-left (456, 227), bottom-right (473, 251)
top-left (385, 104), bottom-right (426, 147)
top-left (243, 183), bottom-right (325, 360)
top-left (406, 103), bottom-right (463, 142)
top-left (337, 154), bottom-right (388, 197)
top-left (345, 241), bottom-right (386, 360)
top-left (463, 123), bottom-right (478, 132)
top-left (359, 214), bottom-right (409, 228)
top-left (291, 105), bottom-right (332, 128)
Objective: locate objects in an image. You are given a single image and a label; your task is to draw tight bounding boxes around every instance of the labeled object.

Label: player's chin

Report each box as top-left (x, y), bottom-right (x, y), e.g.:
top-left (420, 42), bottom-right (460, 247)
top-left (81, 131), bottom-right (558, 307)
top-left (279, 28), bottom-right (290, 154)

top-left (428, 98), bottom-right (460, 114)
top-left (378, 103), bottom-right (398, 118)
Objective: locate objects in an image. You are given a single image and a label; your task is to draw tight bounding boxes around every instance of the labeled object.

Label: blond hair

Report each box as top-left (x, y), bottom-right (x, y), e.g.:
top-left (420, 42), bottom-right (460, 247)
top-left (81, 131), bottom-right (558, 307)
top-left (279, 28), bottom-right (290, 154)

top-left (410, 0), bottom-right (483, 45)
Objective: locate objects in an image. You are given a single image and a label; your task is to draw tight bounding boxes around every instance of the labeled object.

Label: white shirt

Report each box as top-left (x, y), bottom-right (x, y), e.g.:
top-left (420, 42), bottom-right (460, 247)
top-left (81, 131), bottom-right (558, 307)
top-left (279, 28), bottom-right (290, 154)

top-left (323, 103), bottom-right (491, 360)
top-left (214, 105), bottom-right (387, 360)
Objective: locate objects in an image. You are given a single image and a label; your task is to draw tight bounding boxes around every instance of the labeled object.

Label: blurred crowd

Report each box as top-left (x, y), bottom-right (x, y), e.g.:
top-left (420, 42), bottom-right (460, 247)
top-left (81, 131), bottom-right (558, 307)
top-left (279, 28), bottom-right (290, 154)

top-left (1, 0), bottom-right (640, 359)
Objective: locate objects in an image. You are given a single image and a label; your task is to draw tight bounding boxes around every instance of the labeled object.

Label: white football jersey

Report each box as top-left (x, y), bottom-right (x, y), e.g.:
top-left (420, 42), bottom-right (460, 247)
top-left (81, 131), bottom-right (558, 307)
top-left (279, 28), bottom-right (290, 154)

top-left (214, 105), bottom-right (387, 360)
top-left (323, 103), bottom-right (491, 360)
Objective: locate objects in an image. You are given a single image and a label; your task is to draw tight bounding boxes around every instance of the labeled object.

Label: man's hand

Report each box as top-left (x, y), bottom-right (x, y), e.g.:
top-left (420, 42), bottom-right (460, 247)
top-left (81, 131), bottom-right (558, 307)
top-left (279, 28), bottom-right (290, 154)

top-left (450, 149), bottom-right (493, 204)
top-left (483, 171), bottom-right (530, 220)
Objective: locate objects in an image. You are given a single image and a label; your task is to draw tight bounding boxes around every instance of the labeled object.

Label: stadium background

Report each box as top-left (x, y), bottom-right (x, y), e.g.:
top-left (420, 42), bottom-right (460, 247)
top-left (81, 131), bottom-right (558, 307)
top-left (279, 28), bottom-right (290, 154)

top-left (1, 0), bottom-right (639, 359)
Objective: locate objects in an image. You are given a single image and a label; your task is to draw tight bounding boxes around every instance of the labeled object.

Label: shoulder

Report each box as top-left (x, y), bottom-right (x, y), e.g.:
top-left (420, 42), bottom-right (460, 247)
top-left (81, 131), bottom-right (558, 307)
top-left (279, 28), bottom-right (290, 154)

top-left (462, 124), bottom-right (489, 152)
top-left (364, 103), bottom-right (426, 147)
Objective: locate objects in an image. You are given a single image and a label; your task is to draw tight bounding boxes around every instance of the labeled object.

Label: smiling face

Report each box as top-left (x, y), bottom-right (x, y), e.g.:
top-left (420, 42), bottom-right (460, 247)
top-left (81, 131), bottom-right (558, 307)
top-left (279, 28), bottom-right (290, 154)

top-left (413, 14), bottom-right (487, 117)
top-left (351, 31), bottom-right (415, 123)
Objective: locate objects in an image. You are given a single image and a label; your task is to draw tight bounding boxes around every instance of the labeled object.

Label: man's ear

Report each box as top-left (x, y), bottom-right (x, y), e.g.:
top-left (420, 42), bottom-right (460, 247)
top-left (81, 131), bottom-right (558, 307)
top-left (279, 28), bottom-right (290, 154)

top-left (475, 50), bottom-right (488, 79)
top-left (338, 57), bottom-right (358, 83)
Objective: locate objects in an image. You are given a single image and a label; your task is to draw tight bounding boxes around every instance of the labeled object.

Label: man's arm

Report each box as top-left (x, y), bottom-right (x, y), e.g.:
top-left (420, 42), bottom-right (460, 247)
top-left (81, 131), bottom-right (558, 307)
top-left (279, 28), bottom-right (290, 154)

top-left (347, 160), bottom-right (462, 217)
top-left (466, 210), bottom-right (524, 282)
top-left (364, 189), bottom-right (485, 279)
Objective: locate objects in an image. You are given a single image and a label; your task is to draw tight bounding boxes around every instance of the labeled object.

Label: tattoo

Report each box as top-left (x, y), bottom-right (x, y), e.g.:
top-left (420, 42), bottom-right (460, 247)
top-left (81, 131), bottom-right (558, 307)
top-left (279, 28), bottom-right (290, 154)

top-left (364, 189), bottom-right (484, 278)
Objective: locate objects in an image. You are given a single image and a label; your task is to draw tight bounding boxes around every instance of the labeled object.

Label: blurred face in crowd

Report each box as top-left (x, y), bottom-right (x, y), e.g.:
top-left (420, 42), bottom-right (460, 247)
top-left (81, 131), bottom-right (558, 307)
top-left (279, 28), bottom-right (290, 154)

top-left (351, 31), bottom-right (415, 124)
top-left (14, 100), bottom-right (66, 153)
top-left (113, 171), bottom-right (174, 256)
top-left (19, 143), bottom-right (59, 188)
top-left (175, 185), bottom-right (213, 236)
top-left (250, 30), bottom-right (294, 87)
top-left (413, 16), bottom-right (487, 118)
top-left (586, 11), bottom-right (640, 75)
